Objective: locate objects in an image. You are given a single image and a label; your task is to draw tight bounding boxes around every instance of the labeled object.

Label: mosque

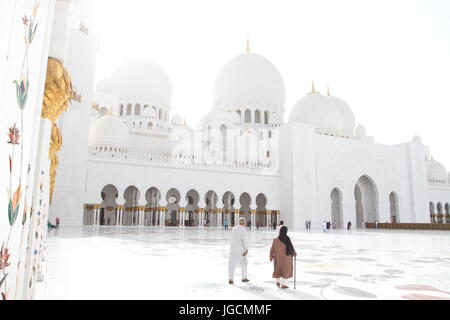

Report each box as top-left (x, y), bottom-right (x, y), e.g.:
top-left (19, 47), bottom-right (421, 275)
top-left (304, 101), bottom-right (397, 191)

top-left (2, 0), bottom-right (450, 300)
top-left (53, 46), bottom-right (450, 230)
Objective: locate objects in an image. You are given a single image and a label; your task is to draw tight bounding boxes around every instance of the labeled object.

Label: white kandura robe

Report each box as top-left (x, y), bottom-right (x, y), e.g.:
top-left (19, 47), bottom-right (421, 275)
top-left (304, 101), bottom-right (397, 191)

top-left (228, 225), bottom-right (249, 279)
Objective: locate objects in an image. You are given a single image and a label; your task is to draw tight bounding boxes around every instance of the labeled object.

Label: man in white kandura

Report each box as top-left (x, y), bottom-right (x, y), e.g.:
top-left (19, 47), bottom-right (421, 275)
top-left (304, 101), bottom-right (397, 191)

top-left (228, 218), bottom-right (249, 284)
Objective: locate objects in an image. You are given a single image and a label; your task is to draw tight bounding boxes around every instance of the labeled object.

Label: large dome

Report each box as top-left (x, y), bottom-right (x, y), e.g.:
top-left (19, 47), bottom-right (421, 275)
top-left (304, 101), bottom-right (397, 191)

top-left (89, 115), bottom-right (129, 149)
top-left (289, 92), bottom-right (356, 137)
top-left (109, 58), bottom-right (173, 106)
top-left (426, 160), bottom-right (447, 183)
top-left (212, 52), bottom-right (285, 112)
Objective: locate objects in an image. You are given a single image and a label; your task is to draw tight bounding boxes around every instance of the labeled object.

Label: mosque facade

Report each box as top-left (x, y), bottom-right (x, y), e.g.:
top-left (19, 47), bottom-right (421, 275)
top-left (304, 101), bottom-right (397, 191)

top-left (53, 48), bottom-right (450, 230)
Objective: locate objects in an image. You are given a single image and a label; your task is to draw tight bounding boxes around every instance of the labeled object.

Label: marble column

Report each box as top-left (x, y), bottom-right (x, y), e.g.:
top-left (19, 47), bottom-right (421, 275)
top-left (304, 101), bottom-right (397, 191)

top-left (199, 209), bottom-right (204, 227)
top-left (266, 210), bottom-right (270, 228)
top-left (234, 209), bottom-right (240, 226)
top-left (218, 209), bottom-right (223, 227)
top-left (179, 208), bottom-right (185, 227)
top-left (251, 210), bottom-right (256, 228)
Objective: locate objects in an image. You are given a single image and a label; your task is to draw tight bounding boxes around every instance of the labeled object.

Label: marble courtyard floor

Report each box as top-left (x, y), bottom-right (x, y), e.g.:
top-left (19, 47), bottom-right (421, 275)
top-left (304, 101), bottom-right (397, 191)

top-left (36, 226), bottom-right (450, 300)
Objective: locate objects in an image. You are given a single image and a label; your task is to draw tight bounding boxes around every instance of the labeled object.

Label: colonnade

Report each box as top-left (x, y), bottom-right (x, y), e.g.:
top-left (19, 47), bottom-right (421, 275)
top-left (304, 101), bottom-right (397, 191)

top-left (83, 204), bottom-right (280, 228)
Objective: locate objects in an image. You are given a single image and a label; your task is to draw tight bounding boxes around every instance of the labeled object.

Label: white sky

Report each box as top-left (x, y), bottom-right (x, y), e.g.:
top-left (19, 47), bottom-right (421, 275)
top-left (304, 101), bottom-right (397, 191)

top-left (92, 0), bottom-right (450, 168)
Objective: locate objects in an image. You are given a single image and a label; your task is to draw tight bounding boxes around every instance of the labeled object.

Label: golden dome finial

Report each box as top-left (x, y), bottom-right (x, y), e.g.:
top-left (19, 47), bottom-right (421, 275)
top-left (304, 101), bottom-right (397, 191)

top-left (309, 81), bottom-right (318, 94)
top-left (246, 35), bottom-right (250, 53)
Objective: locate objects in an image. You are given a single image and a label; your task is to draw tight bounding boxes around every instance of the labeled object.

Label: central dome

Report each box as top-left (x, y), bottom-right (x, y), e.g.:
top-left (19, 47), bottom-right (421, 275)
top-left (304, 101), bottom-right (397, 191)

top-left (109, 58), bottom-right (173, 107)
top-left (212, 52), bottom-right (285, 112)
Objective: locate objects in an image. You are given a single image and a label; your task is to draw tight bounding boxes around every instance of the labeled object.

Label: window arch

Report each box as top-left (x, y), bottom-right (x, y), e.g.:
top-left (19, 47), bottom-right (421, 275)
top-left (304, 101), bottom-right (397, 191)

top-left (135, 104), bottom-right (141, 115)
top-left (244, 109), bottom-right (251, 123)
top-left (264, 111), bottom-right (269, 124)
top-left (126, 104), bottom-right (132, 115)
top-left (255, 110), bottom-right (261, 123)
top-left (119, 104), bottom-right (124, 115)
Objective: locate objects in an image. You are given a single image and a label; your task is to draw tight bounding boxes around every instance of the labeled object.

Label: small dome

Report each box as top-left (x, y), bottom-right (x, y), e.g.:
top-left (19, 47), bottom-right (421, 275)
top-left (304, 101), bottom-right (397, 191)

top-left (142, 105), bottom-right (157, 118)
top-left (355, 124), bottom-right (366, 137)
top-left (328, 95), bottom-right (355, 136)
top-left (89, 115), bottom-right (129, 149)
top-left (289, 91), bottom-right (356, 137)
top-left (426, 159), bottom-right (447, 183)
top-left (213, 52), bottom-right (285, 112)
top-left (289, 93), bottom-right (343, 135)
top-left (412, 135), bottom-right (422, 144)
top-left (110, 58), bottom-right (172, 106)
top-left (171, 114), bottom-right (184, 126)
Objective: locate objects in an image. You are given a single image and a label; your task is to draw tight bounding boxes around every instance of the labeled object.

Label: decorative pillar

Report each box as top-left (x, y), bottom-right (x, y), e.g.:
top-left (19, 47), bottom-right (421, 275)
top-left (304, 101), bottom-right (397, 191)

top-left (218, 209), bottom-right (223, 227)
top-left (199, 209), bottom-right (204, 227)
top-left (160, 207), bottom-right (166, 227)
top-left (251, 209), bottom-right (256, 228)
top-left (179, 208), bottom-right (185, 227)
top-left (95, 205), bottom-right (100, 225)
top-left (234, 209), bottom-right (240, 226)
top-left (266, 210), bottom-right (270, 228)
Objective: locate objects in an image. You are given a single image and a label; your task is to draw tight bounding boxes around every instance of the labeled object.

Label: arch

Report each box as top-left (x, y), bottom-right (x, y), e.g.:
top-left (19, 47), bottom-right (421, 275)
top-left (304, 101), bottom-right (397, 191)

top-left (331, 188), bottom-right (343, 229)
top-left (255, 110), bottom-right (261, 123)
top-left (126, 103), bottom-right (132, 115)
top-left (354, 175), bottom-right (379, 228)
top-left (123, 186), bottom-right (140, 226)
top-left (437, 202), bottom-right (444, 223)
top-left (185, 189), bottom-right (200, 227)
top-left (97, 184), bottom-right (119, 226)
top-left (119, 104), bottom-right (124, 115)
top-left (159, 108), bottom-right (163, 120)
top-left (244, 109), bottom-right (251, 123)
top-left (256, 193), bottom-right (267, 227)
top-left (135, 104), bottom-right (141, 115)
top-left (204, 190), bottom-right (218, 227)
top-left (264, 111), bottom-right (269, 124)
top-left (429, 202), bottom-right (436, 223)
top-left (144, 187), bottom-right (161, 226)
top-left (165, 188), bottom-right (181, 226)
top-left (222, 191), bottom-right (235, 226)
top-left (239, 192), bottom-right (252, 227)
top-left (236, 110), bottom-right (241, 120)
top-left (389, 192), bottom-right (399, 223)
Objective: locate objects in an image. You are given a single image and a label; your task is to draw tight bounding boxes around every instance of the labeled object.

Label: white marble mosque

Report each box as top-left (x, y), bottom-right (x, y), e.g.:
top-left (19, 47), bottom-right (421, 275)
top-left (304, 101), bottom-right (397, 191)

top-left (1, 0), bottom-right (450, 300)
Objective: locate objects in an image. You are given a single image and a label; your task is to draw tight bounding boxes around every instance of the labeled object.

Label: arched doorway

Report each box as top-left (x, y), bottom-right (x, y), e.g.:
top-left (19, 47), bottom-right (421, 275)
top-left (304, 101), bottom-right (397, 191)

top-left (222, 191), bottom-right (235, 226)
top-left (389, 192), bottom-right (399, 223)
top-left (145, 187), bottom-right (160, 226)
top-left (185, 189), bottom-right (200, 227)
top-left (429, 202), bottom-right (436, 223)
top-left (437, 203), bottom-right (443, 223)
top-left (166, 188), bottom-right (180, 226)
top-left (124, 186), bottom-right (140, 226)
top-left (96, 184), bottom-right (119, 226)
top-left (354, 175), bottom-right (378, 228)
top-left (239, 192), bottom-right (251, 228)
top-left (205, 190), bottom-right (218, 227)
top-left (256, 193), bottom-right (267, 227)
top-left (331, 188), bottom-right (343, 229)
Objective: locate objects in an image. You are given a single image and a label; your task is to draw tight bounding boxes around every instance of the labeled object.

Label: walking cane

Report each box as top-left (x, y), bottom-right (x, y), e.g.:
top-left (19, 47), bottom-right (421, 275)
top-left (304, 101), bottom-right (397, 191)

top-left (294, 254), bottom-right (297, 290)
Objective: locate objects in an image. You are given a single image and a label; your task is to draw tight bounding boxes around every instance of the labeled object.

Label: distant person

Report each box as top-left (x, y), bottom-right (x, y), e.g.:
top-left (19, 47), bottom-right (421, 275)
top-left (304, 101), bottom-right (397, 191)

top-left (276, 221), bottom-right (284, 234)
top-left (332, 220), bottom-right (336, 229)
top-left (56, 216), bottom-right (61, 229)
top-left (322, 221), bottom-right (327, 233)
top-left (347, 221), bottom-right (352, 230)
top-left (228, 218), bottom-right (249, 285)
top-left (270, 226), bottom-right (297, 289)
top-left (256, 221), bottom-right (260, 230)
top-left (305, 220), bottom-right (308, 229)
top-left (224, 220), bottom-right (229, 230)
top-left (273, 221), bottom-right (277, 230)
